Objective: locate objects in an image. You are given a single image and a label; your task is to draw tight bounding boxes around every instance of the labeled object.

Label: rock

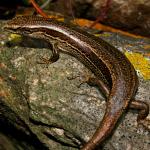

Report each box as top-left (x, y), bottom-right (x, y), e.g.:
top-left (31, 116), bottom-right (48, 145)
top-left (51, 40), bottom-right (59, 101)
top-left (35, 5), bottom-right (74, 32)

top-left (0, 20), bottom-right (150, 150)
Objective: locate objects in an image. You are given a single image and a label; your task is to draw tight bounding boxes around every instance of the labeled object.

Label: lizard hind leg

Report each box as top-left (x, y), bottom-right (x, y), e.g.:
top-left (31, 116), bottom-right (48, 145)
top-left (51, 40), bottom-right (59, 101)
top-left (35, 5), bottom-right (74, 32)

top-left (129, 99), bottom-right (150, 130)
top-left (86, 77), bottom-right (149, 125)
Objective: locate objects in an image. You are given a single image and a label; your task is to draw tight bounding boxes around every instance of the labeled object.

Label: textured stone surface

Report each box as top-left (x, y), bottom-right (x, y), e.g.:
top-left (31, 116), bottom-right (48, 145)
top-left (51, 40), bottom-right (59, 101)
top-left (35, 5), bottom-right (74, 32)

top-left (0, 19), bottom-right (150, 150)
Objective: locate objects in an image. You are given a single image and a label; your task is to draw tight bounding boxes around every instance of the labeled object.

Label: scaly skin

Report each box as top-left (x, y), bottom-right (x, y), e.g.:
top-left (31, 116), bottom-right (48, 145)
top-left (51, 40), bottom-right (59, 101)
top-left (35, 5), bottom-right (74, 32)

top-left (4, 16), bottom-right (149, 150)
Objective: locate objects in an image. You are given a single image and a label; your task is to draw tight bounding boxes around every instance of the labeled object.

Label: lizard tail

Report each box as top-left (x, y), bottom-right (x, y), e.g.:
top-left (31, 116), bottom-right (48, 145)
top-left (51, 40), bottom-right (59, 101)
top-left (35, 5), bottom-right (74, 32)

top-left (81, 97), bottom-right (127, 150)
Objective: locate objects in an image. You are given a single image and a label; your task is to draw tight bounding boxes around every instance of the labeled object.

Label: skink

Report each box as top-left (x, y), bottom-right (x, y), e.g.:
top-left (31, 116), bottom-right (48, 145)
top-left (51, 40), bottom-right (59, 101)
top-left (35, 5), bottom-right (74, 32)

top-left (4, 16), bottom-right (149, 150)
